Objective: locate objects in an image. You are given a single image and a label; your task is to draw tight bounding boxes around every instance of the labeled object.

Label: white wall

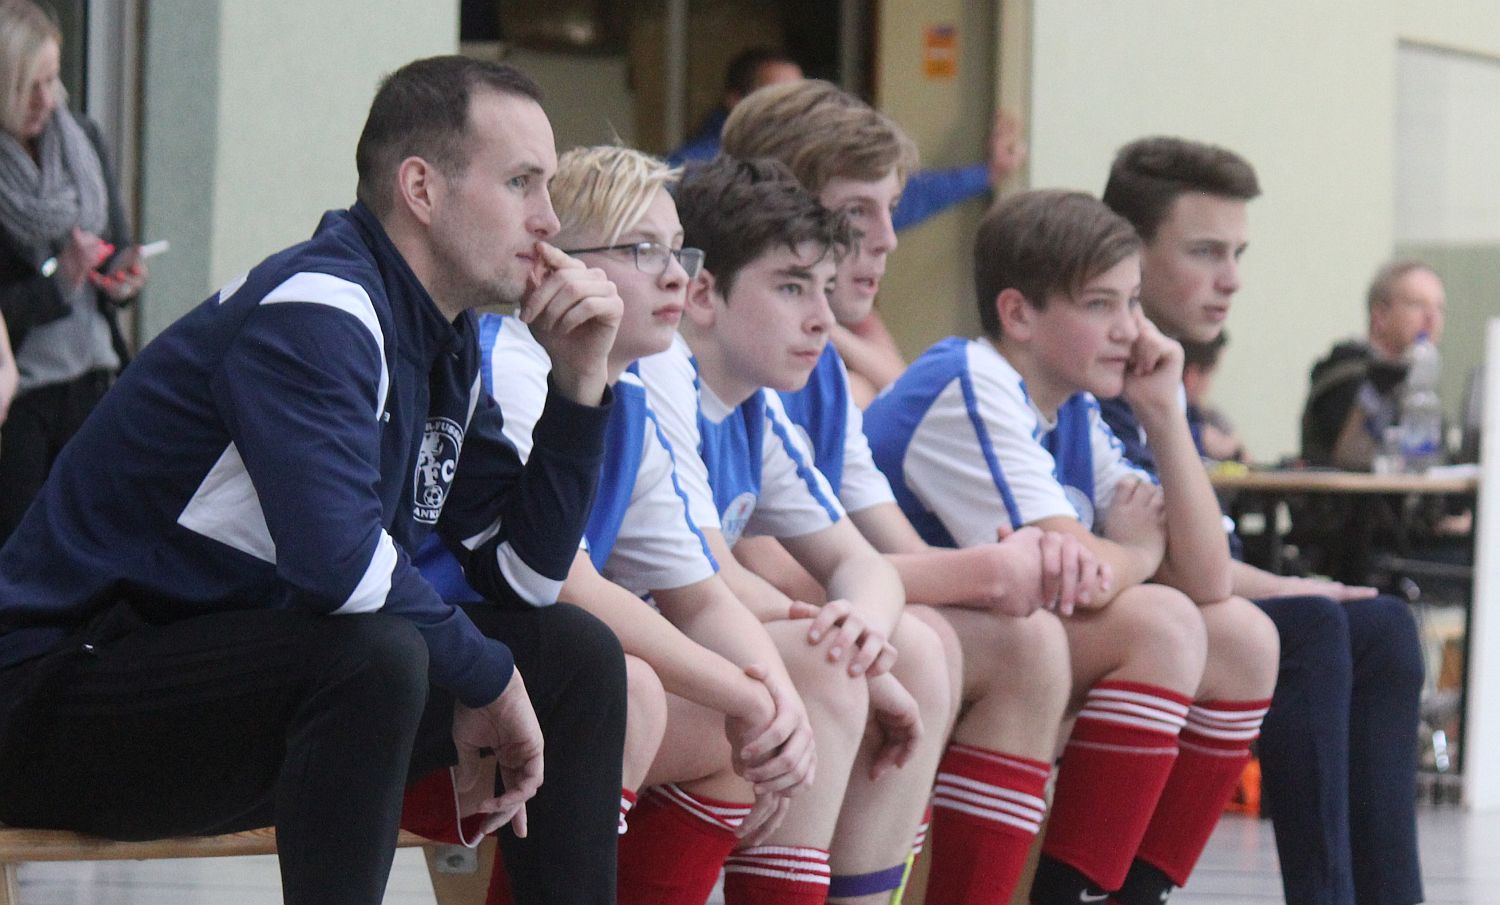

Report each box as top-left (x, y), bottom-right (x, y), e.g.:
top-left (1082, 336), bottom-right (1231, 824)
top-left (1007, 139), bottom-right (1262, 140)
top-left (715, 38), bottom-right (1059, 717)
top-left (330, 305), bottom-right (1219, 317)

top-left (1465, 317), bottom-right (1500, 809)
top-left (140, 1), bottom-right (456, 336)
top-left (501, 47), bottom-right (635, 154)
top-left (1396, 45), bottom-right (1500, 246)
top-left (210, 2), bottom-right (456, 289)
top-left (1028, 2), bottom-right (1396, 461)
top-left (1397, 1), bottom-right (1500, 58)
top-left (1395, 43), bottom-right (1500, 420)
top-left (1023, 1), bottom-right (1500, 461)
top-left (875, 0), bottom-right (997, 357)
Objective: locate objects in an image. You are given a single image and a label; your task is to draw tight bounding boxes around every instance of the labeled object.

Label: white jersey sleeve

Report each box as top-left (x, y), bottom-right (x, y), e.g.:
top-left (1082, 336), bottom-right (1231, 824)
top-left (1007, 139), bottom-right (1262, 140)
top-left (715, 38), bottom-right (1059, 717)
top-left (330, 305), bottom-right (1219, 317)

top-left (482, 316), bottom-right (551, 461)
top-left (747, 390), bottom-right (846, 539)
top-left (481, 316), bottom-right (591, 554)
top-left (635, 335), bottom-right (721, 532)
top-left (601, 376), bottom-right (719, 594)
top-left (903, 342), bottom-right (1079, 546)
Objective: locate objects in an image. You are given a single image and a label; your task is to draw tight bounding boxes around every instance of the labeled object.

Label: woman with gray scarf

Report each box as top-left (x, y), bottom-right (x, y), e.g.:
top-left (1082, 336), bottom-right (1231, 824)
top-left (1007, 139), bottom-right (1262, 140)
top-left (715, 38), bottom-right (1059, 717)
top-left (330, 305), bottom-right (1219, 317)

top-left (0, 0), bottom-right (146, 542)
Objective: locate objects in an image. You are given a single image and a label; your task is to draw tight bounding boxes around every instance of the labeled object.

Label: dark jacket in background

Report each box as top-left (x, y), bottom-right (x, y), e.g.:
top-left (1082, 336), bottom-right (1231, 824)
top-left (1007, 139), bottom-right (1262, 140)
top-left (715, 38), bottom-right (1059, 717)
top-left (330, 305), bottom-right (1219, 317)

top-left (1299, 340), bottom-right (1407, 466)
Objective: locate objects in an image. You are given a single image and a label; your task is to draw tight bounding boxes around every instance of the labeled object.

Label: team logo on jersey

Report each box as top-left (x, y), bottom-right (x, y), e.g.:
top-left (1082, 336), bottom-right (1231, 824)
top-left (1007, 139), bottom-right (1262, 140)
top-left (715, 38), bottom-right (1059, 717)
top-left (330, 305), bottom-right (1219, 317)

top-left (720, 491), bottom-right (758, 547)
top-left (1063, 485), bottom-right (1095, 532)
top-left (414, 417), bottom-right (464, 523)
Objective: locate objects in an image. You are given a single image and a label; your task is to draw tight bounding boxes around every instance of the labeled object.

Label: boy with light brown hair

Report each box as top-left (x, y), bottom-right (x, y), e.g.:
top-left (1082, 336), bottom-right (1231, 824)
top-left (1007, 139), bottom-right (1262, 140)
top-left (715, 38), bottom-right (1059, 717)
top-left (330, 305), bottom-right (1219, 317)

top-left (866, 189), bottom-right (1279, 905)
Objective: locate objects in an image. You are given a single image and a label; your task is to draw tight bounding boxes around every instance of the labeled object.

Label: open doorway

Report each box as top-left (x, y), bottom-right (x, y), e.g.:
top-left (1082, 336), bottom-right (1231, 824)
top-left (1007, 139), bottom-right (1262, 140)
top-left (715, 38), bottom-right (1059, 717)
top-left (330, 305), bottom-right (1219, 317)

top-left (459, 0), bottom-right (868, 156)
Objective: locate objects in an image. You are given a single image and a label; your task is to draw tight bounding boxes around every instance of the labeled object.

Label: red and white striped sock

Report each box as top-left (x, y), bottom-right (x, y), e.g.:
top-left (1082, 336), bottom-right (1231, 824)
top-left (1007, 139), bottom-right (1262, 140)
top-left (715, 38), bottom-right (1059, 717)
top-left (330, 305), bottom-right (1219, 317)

top-left (1040, 681), bottom-right (1190, 891)
top-left (616, 783), bottom-right (752, 905)
top-left (620, 787), bottom-right (639, 835)
top-left (923, 743), bottom-right (1050, 905)
top-left (911, 803), bottom-right (932, 858)
top-left (1133, 698), bottom-right (1271, 885)
top-left (723, 845), bottom-right (831, 905)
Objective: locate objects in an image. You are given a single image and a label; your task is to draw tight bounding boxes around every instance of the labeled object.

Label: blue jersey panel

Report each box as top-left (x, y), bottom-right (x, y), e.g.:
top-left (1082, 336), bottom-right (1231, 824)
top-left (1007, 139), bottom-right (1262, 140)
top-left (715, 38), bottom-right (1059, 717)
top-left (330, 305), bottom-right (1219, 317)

top-left (698, 389), bottom-right (765, 539)
top-left (1041, 394), bottom-right (1098, 513)
top-left (583, 381), bottom-right (649, 571)
top-left (412, 533), bottom-right (485, 605)
top-left (777, 345), bottom-right (849, 496)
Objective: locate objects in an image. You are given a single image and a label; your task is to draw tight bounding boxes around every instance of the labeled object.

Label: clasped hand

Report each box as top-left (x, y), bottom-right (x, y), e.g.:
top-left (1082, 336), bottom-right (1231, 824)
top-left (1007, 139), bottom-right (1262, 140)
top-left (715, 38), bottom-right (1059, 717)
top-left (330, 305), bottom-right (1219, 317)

top-left (726, 663), bottom-right (816, 844)
top-left (981, 524), bottom-right (1112, 616)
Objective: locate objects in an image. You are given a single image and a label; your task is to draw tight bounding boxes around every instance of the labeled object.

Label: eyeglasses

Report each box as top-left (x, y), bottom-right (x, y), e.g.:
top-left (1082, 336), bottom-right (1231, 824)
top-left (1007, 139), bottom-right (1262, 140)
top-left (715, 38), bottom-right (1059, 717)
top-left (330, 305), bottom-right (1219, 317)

top-left (563, 242), bottom-right (705, 280)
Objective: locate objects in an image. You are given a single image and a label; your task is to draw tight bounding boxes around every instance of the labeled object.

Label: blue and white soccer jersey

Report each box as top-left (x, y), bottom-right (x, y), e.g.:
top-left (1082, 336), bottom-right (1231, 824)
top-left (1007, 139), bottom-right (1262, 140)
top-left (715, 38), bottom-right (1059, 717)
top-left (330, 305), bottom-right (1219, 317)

top-left (636, 334), bottom-right (845, 547)
top-left (864, 336), bottom-right (1153, 549)
top-left (777, 344), bottom-right (897, 515)
top-left (417, 316), bottom-right (717, 599)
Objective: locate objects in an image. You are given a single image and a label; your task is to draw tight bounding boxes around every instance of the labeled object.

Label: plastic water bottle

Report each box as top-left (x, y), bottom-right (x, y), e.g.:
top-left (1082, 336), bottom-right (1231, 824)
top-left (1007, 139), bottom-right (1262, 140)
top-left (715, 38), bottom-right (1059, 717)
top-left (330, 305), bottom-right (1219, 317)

top-left (1399, 333), bottom-right (1443, 472)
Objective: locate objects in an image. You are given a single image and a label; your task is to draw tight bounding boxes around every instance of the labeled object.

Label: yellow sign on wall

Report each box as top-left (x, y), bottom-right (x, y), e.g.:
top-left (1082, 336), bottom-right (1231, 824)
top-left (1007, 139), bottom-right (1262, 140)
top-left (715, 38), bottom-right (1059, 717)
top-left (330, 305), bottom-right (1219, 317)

top-left (923, 24), bottom-right (958, 80)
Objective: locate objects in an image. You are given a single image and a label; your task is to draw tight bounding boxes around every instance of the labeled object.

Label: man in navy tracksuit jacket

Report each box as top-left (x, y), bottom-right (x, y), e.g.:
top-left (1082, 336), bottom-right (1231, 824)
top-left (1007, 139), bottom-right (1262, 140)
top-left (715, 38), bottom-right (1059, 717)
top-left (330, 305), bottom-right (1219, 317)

top-left (0, 58), bottom-right (627, 905)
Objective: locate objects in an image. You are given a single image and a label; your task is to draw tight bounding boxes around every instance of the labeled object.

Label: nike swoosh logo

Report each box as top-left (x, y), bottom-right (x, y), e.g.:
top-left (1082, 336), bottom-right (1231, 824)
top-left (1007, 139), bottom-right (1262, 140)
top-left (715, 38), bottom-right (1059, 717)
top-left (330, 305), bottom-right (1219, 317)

top-left (1079, 894), bottom-right (1109, 903)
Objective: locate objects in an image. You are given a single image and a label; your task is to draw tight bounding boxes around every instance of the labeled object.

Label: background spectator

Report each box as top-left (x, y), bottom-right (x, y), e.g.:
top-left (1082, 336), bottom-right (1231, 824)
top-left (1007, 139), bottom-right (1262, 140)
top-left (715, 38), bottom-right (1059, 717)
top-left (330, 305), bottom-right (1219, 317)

top-left (0, 0), bottom-right (147, 541)
top-left (669, 46), bottom-right (1025, 233)
top-left (1301, 260), bottom-right (1445, 469)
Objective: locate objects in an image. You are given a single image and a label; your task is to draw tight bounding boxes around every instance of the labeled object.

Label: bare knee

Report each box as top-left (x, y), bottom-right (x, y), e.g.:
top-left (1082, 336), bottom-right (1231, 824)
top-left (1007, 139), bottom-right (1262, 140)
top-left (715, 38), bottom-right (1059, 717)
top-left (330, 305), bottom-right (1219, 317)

top-left (1199, 596), bottom-right (1280, 700)
top-left (775, 624), bottom-right (871, 736)
top-left (965, 608), bottom-right (1071, 713)
top-left (1089, 584), bottom-right (1207, 693)
top-left (909, 604), bottom-right (965, 721)
top-left (888, 609), bottom-right (955, 728)
top-left (623, 655), bottom-right (667, 789)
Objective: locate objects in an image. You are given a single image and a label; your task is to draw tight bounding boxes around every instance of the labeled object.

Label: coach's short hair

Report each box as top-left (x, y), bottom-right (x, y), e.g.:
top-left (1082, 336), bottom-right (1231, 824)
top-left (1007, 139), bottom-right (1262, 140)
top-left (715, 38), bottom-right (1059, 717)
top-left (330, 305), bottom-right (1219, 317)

top-left (551, 145), bottom-right (679, 248)
top-left (1102, 136), bottom-right (1260, 241)
top-left (675, 155), bottom-right (852, 299)
top-left (974, 189), bottom-right (1142, 339)
top-left (355, 56), bottom-right (543, 217)
top-left (719, 80), bottom-right (919, 194)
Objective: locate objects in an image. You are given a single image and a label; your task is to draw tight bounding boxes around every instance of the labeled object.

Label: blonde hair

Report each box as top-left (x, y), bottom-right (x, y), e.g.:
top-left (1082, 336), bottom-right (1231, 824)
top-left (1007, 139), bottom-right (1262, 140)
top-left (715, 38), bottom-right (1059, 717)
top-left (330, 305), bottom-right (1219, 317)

top-left (720, 79), bottom-right (919, 195)
top-left (0, 0), bottom-right (62, 137)
top-left (551, 145), bottom-right (680, 248)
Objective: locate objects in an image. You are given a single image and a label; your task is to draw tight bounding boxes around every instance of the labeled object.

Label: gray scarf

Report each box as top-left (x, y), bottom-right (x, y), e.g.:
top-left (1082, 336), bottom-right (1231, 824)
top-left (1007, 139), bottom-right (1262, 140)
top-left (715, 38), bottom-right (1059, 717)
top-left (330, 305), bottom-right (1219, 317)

top-left (0, 108), bottom-right (108, 260)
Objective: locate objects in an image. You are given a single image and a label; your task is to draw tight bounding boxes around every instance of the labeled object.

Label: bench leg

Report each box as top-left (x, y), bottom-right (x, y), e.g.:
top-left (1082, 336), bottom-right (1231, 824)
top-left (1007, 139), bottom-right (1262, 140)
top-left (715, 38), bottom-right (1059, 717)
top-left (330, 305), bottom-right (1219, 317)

top-left (424, 838), bottom-right (495, 905)
top-left (1, 862), bottom-right (18, 905)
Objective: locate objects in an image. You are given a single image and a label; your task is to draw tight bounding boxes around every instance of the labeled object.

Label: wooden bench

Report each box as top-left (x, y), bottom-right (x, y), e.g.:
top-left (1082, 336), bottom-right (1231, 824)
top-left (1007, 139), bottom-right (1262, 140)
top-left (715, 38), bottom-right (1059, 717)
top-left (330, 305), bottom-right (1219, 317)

top-left (0, 826), bottom-right (494, 904)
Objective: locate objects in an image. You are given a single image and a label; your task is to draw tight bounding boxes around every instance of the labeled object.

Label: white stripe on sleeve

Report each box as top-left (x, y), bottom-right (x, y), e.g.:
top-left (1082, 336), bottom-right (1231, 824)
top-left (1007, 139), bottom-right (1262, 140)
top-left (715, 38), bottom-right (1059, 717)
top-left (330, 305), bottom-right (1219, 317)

top-left (333, 530), bottom-right (398, 614)
top-left (177, 442), bottom-right (276, 563)
top-left (261, 272), bottom-right (389, 414)
top-left (495, 540), bottom-right (564, 606)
